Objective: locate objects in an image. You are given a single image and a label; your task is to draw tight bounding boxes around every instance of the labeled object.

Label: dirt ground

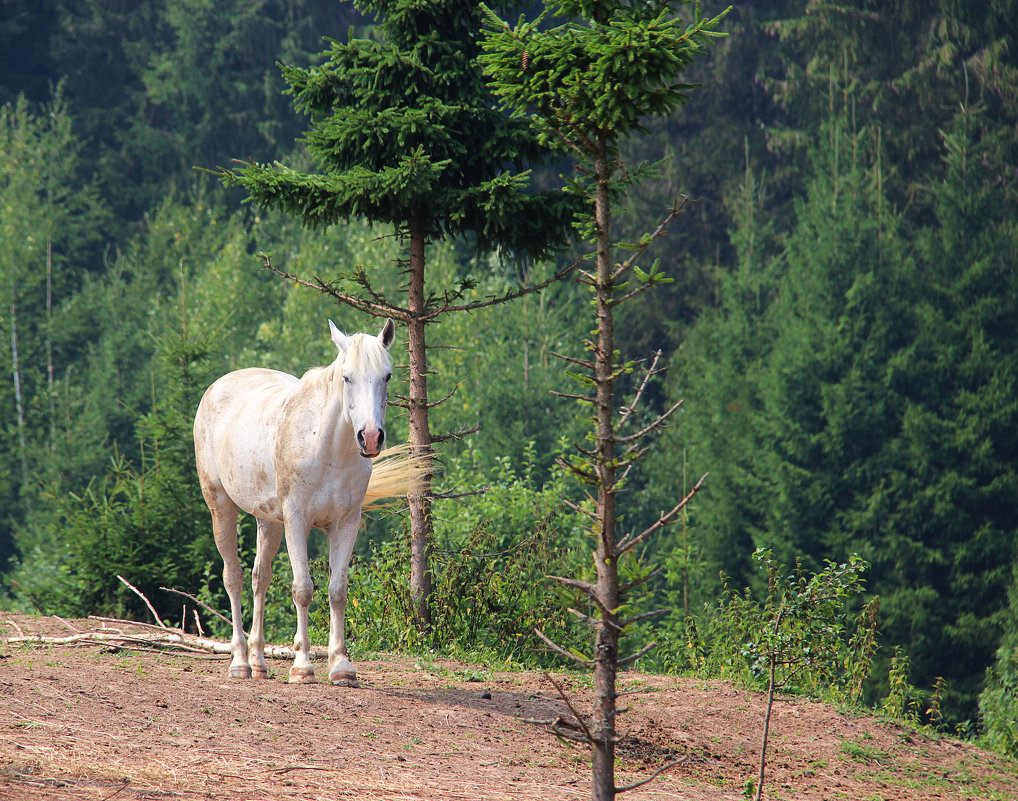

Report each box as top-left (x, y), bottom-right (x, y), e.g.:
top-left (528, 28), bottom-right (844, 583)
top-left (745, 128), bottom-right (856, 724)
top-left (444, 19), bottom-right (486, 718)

top-left (1, 615), bottom-right (1016, 801)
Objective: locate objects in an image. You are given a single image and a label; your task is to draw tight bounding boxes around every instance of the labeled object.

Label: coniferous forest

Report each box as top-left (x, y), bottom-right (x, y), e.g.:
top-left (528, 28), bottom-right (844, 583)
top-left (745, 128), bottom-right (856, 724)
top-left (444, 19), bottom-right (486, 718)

top-left (2, 0), bottom-right (1017, 749)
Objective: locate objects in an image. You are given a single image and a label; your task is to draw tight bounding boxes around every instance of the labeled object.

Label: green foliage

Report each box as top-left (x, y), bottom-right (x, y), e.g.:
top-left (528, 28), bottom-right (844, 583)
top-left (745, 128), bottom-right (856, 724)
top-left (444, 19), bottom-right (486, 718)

top-left (666, 105), bottom-right (1018, 725)
top-left (881, 646), bottom-right (923, 723)
top-left (222, 0), bottom-right (576, 254)
top-left (746, 551), bottom-right (873, 700)
top-left (9, 294), bottom-right (220, 620)
top-left (0, 88), bottom-right (105, 575)
top-left (979, 558), bottom-right (1018, 757)
top-left (308, 445), bottom-right (591, 663)
top-left (671, 553), bottom-right (878, 705)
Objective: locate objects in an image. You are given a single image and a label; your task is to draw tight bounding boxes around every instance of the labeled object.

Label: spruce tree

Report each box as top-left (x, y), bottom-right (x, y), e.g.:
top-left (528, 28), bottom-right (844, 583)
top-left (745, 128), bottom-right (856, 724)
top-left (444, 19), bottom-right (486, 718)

top-left (220, 0), bottom-right (576, 627)
top-left (481, 3), bottom-right (727, 798)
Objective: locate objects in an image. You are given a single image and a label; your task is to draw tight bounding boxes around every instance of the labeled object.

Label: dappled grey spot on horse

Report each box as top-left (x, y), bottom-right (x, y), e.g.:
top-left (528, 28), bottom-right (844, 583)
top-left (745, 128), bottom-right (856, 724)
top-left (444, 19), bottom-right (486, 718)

top-left (193, 318), bottom-right (414, 686)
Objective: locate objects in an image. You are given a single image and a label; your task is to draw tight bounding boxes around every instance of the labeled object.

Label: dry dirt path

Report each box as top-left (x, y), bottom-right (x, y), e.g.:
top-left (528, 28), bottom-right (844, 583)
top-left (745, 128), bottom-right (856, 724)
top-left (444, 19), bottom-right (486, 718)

top-left (1, 615), bottom-right (1015, 800)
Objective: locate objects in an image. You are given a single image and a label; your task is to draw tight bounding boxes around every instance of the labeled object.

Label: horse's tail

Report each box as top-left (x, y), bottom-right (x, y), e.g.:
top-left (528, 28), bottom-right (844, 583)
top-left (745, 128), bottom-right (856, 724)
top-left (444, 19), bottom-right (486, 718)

top-left (364, 442), bottom-right (431, 509)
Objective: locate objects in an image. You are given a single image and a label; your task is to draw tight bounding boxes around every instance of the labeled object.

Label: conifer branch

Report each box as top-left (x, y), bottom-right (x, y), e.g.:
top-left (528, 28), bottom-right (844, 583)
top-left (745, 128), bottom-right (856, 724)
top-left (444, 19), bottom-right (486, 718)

top-left (619, 566), bottom-right (664, 594)
top-left (616, 473), bottom-right (708, 555)
top-left (614, 399), bottom-right (683, 444)
top-left (534, 628), bottom-right (594, 667)
top-left (258, 253), bottom-right (407, 320)
top-left (562, 498), bottom-right (598, 521)
top-left (610, 200), bottom-right (689, 283)
top-left (546, 574), bottom-right (610, 615)
top-left (543, 670), bottom-right (595, 745)
top-left (617, 641), bottom-right (658, 668)
top-left (550, 351), bottom-right (596, 371)
top-left (619, 608), bottom-right (670, 629)
top-left (418, 258), bottom-right (577, 321)
top-left (430, 422), bottom-right (481, 444)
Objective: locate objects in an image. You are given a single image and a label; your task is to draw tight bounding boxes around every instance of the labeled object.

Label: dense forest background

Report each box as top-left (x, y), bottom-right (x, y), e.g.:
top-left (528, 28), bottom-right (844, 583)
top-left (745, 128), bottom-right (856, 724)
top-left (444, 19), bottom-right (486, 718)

top-left (1, 0), bottom-right (1017, 740)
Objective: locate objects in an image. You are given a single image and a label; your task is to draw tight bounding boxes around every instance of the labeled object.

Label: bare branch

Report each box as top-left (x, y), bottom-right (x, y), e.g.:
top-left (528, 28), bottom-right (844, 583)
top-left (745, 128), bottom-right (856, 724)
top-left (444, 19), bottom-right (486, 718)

top-left (617, 641), bottom-right (658, 668)
top-left (430, 422), bottom-right (481, 444)
top-left (419, 258), bottom-right (578, 321)
top-left (543, 671), bottom-right (595, 744)
top-left (117, 575), bottom-right (167, 629)
top-left (550, 351), bottom-right (596, 371)
top-left (258, 254), bottom-right (406, 320)
top-left (617, 350), bottom-right (663, 429)
top-left (550, 390), bottom-right (596, 404)
top-left (425, 381), bottom-right (463, 410)
top-left (161, 586), bottom-right (237, 632)
top-left (431, 486), bottom-right (488, 501)
top-left (614, 399), bottom-right (683, 445)
top-left (615, 756), bottom-right (691, 794)
top-left (534, 628), bottom-right (593, 667)
top-left (615, 472), bottom-right (707, 555)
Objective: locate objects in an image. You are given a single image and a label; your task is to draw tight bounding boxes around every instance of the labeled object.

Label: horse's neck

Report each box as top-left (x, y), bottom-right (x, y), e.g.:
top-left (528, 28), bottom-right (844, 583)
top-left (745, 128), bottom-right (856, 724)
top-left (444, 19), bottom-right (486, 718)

top-left (294, 362), bottom-right (355, 453)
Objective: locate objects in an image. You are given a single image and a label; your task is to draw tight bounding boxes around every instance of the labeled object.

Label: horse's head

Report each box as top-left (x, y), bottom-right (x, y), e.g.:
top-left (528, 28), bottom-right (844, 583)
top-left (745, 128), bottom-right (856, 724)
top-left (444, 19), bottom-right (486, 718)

top-left (330, 318), bottom-right (395, 458)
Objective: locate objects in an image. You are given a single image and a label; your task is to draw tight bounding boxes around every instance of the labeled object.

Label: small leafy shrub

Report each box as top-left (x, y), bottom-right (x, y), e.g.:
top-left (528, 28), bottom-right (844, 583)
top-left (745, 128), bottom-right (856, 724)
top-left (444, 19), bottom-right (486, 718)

top-left (880, 645), bottom-right (924, 723)
top-left (743, 549), bottom-right (871, 700)
top-left (670, 550), bottom-right (879, 705)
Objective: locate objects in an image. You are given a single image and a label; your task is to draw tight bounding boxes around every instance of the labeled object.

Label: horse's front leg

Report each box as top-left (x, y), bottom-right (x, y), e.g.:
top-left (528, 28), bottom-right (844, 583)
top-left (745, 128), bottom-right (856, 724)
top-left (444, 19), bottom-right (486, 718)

top-left (248, 517), bottom-right (284, 679)
top-left (326, 512), bottom-right (362, 687)
top-left (283, 510), bottom-right (316, 683)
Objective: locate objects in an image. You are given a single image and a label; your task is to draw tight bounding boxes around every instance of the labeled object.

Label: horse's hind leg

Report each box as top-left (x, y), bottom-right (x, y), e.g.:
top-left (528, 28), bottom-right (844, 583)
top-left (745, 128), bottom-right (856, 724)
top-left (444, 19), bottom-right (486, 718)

top-left (207, 496), bottom-right (250, 679)
top-left (248, 517), bottom-right (284, 679)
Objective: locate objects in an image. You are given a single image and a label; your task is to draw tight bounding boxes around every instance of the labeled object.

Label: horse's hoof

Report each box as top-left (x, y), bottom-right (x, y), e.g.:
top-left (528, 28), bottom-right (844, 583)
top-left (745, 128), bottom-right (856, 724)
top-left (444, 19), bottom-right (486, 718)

top-left (330, 673), bottom-right (359, 688)
top-left (251, 666), bottom-right (270, 680)
top-left (288, 666), bottom-right (316, 684)
top-left (228, 665), bottom-right (252, 679)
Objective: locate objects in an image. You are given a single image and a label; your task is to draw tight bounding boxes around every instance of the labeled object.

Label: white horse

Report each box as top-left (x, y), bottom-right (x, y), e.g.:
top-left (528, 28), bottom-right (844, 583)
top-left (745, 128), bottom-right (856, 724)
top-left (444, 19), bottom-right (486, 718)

top-left (194, 318), bottom-right (405, 686)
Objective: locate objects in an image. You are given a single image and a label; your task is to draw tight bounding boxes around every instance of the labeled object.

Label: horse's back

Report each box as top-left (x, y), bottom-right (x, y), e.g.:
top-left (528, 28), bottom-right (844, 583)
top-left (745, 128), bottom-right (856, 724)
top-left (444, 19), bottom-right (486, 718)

top-left (194, 368), bottom-right (298, 520)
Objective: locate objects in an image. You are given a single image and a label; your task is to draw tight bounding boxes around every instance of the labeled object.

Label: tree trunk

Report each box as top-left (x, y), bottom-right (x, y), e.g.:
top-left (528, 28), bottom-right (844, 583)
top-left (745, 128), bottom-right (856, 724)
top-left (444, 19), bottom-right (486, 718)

top-left (10, 289), bottom-right (29, 504)
top-left (406, 212), bottom-right (433, 629)
top-left (46, 237), bottom-right (55, 449)
top-left (755, 657), bottom-right (777, 801)
top-left (591, 136), bottom-right (619, 801)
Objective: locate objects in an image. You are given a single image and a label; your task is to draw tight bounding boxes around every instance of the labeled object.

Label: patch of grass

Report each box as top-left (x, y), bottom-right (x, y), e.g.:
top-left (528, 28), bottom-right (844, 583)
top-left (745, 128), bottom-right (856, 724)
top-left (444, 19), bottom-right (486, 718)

top-left (839, 738), bottom-right (892, 764)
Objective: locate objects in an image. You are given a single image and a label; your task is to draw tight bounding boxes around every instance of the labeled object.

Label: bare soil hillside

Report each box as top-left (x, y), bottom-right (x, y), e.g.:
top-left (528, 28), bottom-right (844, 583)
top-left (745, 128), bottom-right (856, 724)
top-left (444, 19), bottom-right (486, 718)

top-left (1, 615), bottom-right (1015, 800)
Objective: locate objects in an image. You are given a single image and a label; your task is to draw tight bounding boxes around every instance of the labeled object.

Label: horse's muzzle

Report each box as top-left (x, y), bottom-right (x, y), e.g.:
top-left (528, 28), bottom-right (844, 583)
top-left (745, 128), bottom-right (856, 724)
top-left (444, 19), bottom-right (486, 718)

top-left (358, 427), bottom-right (385, 458)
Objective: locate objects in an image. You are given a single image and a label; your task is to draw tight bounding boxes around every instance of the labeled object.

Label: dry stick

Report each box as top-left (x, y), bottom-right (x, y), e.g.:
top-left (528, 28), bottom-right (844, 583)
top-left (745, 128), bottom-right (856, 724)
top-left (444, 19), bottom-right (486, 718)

top-left (160, 586), bottom-right (237, 632)
top-left (117, 575), bottom-right (167, 629)
top-left (542, 670), bottom-right (595, 745)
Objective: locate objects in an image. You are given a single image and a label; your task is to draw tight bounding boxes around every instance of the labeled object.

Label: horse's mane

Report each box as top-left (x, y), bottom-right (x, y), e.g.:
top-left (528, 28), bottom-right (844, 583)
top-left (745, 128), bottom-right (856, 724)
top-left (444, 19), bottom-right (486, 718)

top-left (299, 333), bottom-right (391, 385)
top-left (342, 333), bottom-right (391, 376)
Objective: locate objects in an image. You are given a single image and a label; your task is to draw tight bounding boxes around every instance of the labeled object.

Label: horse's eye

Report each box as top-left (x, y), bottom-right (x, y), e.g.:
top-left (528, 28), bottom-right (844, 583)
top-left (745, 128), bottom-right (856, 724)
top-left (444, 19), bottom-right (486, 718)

top-left (384, 373), bottom-right (392, 383)
top-left (343, 375), bottom-right (352, 384)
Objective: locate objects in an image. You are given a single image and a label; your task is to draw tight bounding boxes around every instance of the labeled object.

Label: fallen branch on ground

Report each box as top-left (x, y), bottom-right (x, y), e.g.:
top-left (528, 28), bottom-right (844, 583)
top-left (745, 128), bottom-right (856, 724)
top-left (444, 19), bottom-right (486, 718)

top-left (2, 615), bottom-right (329, 660)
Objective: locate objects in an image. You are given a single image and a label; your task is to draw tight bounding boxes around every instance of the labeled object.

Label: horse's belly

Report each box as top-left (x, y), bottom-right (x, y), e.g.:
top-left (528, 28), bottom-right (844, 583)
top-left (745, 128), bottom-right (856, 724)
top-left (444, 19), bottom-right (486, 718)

top-left (199, 368), bottom-right (294, 522)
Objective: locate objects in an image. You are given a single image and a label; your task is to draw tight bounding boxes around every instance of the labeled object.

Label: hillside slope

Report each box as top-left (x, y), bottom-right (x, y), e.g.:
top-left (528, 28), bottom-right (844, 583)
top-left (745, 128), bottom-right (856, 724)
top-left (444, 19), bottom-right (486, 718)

top-left (1, 615), bottom-right (1015, 800)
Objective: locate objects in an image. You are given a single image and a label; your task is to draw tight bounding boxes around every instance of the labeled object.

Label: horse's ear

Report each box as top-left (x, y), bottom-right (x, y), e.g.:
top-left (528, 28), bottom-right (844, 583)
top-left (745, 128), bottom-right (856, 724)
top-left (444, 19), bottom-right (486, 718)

top-left (329, 319), bottom-right (350, 351)
top-left (378, 318), bottom-right (395, 349)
